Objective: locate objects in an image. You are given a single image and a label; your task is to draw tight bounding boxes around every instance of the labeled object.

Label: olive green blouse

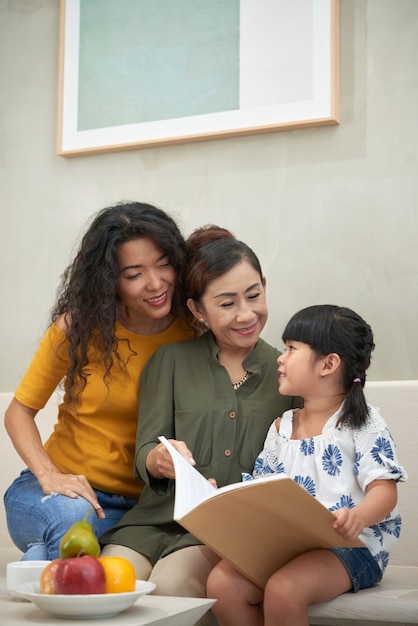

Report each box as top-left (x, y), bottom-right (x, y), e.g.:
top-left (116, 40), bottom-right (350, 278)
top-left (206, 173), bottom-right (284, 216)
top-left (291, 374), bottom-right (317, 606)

top-left (100, 331), bottom-right (298, 563)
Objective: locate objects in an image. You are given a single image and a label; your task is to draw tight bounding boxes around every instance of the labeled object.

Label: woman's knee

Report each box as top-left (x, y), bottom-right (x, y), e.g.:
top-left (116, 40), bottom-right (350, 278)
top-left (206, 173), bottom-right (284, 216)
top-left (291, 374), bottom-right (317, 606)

top-left (150, 546), bottom-right (220, 598)
top-left (22, 542), bottom-right (49, 561)
top-left (100, 544), bottom-right (153, 580)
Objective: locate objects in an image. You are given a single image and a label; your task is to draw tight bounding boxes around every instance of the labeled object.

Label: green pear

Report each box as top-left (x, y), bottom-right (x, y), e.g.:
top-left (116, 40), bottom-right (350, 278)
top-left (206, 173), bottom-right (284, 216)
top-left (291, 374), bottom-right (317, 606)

top-left (59, 508), bottom-right (100, 559)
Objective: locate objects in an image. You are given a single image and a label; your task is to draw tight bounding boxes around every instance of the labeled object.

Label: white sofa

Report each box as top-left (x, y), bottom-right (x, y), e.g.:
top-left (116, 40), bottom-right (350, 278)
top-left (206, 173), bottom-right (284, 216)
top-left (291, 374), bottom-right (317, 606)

top-left (1, 382), bottom-right (417, 625)
top-left (0, 391), bottom-right (62, 567)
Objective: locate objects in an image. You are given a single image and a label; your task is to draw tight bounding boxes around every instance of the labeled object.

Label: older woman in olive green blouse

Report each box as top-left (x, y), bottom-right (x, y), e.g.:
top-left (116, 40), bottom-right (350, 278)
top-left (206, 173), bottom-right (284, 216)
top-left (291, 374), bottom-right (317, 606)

top-left (100, 226), bottom-right (298, 620)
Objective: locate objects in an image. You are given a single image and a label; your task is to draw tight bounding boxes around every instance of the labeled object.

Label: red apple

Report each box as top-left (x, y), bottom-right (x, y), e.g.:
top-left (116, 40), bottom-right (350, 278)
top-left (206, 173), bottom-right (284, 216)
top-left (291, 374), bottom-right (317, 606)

top-left (40, 558), bottom-right (61, 594)
top-left (54, 555), bottom-right (106, 595)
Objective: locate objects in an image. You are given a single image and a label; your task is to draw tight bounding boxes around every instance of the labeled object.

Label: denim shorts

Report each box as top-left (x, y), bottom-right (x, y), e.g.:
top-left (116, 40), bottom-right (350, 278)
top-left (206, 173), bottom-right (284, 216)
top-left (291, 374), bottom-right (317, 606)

top-left (330, 547), bottom-right (383, 592)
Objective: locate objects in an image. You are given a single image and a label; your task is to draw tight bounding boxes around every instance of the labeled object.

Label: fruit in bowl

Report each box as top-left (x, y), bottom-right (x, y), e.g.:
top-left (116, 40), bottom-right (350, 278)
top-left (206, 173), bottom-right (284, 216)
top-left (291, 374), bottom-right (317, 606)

top-left (56, 555), bottom-right (106, 594)
top-left (39, 559), bottom-right (61, 594)
top-left (99, 556), bottom-right (136, 593)
top-left (59, 510), bottom-right (100, 559)
top-left (40, 556), bottom-right (106, 595)
top-left (39, 511), bottom-right (137, 595)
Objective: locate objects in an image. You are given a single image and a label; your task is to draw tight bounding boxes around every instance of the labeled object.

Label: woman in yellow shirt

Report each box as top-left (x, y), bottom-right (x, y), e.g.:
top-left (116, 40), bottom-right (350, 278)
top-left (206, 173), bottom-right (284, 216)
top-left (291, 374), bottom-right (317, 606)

top-left (3, 201), bottom-right (194, 561)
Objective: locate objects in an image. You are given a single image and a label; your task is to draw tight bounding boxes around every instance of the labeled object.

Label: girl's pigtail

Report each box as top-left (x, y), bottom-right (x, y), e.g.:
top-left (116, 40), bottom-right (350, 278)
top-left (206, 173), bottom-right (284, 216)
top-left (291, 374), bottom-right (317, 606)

top-left (339, 376), bottom-right (369, 429)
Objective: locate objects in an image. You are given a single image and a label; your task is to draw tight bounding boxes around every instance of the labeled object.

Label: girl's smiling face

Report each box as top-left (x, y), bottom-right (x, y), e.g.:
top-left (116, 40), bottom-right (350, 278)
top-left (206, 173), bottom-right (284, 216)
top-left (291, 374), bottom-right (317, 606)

top-left (189, 260), bottom-right (267, 353)
top-left (277, 340), bottom-right (325, 396)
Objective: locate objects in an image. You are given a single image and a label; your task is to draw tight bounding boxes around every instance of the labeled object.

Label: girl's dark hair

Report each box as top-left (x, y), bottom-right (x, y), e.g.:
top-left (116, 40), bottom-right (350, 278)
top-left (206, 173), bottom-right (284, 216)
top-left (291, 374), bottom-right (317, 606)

top-left (185, 225), bottom-right (264, 331)
top-left (51, 201), bottom-right (189, 404)
top-left (282, 304), bottom-right (375, 428)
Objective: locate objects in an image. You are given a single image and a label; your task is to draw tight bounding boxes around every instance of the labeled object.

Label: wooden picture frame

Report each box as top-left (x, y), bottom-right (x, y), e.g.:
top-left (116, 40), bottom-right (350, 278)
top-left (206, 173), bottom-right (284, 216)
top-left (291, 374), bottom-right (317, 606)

top-left (57, 0), bottom-right (339, 157)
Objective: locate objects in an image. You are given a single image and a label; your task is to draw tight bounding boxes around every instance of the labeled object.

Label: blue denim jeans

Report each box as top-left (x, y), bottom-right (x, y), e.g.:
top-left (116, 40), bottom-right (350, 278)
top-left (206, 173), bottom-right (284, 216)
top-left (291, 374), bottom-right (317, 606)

top-left (4, 469), bottom-right (137, 561)
top-left (330, 547), bottom-right (383, 592)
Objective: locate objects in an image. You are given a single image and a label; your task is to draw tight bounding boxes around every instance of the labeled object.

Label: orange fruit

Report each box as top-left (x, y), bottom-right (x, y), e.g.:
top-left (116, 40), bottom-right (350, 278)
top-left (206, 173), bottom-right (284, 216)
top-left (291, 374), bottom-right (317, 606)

top-left (98, 556), bottom-right (136, 593)
top-left (40, 558), bottom-right (61, 594)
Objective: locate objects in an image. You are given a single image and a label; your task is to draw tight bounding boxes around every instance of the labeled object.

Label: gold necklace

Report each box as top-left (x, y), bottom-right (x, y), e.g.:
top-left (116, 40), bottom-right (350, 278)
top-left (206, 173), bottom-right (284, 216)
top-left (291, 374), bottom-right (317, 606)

top-left (232, 370), bottom-right (249, 390)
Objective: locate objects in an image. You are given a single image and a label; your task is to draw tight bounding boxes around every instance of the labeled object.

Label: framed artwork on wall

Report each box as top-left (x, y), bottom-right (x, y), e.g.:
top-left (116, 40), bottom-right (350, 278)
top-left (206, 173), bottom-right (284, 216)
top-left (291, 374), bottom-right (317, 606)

top-left (57, 0), bottom-right (339, 157)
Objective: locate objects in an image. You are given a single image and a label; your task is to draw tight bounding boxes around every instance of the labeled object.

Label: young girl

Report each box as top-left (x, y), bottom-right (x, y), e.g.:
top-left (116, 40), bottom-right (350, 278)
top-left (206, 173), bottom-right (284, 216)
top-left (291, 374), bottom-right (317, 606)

top-left (207, 304), bottom-right (407, 626)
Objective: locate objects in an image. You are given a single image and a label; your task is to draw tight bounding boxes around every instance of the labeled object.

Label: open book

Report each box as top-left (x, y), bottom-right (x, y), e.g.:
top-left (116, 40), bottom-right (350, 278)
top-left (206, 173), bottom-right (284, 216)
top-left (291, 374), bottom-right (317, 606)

top-left (159, 436), bottom-right (365, 589)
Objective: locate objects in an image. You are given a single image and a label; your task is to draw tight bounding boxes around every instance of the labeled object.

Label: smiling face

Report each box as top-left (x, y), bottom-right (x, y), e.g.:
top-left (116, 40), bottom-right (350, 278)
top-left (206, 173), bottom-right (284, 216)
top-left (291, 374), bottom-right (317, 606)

top-left (116, 237), bottom-right (177, 333)
top-left (188, 259), bottom-right (267, 353)
top-left (277, 340), bottom-right (325, 397)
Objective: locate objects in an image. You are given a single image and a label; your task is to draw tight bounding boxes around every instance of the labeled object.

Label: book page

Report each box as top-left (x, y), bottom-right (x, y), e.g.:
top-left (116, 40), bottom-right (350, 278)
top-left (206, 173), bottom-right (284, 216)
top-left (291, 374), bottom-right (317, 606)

top-left (158, 436), bottom-right (217, 519)
top-left (159, 436), bottom-right (288, 519)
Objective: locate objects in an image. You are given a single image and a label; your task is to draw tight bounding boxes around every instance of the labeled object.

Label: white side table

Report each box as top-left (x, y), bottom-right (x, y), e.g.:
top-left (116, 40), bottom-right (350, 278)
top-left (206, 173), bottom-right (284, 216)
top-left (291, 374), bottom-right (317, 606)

top-left (0, 581), bottom-right (216, 626)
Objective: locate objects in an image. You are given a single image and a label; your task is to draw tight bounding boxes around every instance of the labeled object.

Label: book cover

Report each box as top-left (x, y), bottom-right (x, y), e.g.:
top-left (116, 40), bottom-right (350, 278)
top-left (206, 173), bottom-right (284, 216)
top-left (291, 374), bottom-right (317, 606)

top-left (159, 436), bottom-right (364, 589)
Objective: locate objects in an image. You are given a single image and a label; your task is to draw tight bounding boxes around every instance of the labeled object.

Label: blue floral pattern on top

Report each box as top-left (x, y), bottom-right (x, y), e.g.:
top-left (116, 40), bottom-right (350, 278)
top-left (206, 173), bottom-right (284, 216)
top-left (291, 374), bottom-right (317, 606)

top-left (354, 452), bottom-right (362, 475)
top-left (371, 437), bottom-right (394, 464)
top-left (322, 444), bottom-right (343, 476)
top-left (329, 494), bottom-right (355, 511)
top-left (249, 404), bottom-right (407, 575)
top-left (294, 475), bottom-right (316, 497)
top-left (300, 438), bottom-right (315, 456)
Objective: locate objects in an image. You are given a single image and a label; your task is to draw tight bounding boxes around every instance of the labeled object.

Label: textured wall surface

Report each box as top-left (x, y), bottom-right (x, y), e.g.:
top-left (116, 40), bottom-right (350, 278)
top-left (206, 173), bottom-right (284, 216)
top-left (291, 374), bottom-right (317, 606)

top-left (0, 0), bottom-right (417, 389)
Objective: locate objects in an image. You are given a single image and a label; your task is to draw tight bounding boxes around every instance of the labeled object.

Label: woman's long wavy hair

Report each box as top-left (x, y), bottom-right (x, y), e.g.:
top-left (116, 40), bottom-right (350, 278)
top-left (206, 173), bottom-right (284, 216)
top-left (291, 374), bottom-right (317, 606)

top-left (282, 304), bottom-right (375, 428)
top-left (50, 201), bottom-right (189, 404)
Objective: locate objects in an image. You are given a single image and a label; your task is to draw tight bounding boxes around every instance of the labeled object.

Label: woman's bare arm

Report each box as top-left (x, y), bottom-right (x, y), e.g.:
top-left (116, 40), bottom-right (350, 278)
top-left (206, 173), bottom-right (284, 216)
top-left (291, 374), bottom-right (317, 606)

top-left (4, 397), bottom-right (105, 518)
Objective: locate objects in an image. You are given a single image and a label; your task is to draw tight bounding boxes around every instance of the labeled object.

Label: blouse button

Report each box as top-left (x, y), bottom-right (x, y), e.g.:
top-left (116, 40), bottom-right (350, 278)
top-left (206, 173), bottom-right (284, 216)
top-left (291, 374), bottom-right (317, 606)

top-left (224, 449), bottom-right (232, 457)
top-left (229, 411), bottom-right (236, 419)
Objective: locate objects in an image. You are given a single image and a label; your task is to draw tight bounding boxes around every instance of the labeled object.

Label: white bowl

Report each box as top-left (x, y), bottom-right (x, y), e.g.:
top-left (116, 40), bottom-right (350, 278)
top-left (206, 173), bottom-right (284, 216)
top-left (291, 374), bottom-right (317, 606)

top-left (6, 560), bottom-right (51, 593)
top-left (14, 580), bottom-right (156, 619)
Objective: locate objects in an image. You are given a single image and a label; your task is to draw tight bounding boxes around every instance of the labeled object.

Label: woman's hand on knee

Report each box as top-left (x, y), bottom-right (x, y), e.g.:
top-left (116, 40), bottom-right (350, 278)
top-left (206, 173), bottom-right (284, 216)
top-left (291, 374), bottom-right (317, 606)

top-left (39, 470), bottom-right (106, 519)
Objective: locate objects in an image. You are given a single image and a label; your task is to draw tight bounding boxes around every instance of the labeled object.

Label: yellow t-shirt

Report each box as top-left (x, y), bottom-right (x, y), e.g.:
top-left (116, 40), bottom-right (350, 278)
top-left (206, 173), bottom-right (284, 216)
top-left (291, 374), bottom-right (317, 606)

top-left (14, 319), bottom-right (193, 499)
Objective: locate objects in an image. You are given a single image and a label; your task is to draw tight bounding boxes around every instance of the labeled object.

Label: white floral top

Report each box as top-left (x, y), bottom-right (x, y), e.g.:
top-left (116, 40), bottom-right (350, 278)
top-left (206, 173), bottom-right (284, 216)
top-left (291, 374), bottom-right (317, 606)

top-left (244, 404), bottom-right (407, 574)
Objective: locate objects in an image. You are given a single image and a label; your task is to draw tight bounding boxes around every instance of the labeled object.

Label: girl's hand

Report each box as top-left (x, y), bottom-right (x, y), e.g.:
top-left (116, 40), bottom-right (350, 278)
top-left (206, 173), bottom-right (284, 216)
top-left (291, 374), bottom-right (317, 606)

top-left (332, 479), bottom-right (398, 541)
top-left (39, 470), bottom-right (106, 519)
top-left (331, 507), bottom-right (365, 541)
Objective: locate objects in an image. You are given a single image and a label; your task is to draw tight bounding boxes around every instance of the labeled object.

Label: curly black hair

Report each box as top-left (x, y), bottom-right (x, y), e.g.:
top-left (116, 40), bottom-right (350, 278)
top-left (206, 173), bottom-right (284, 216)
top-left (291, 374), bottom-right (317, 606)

top-left (50, 201), bottom-right (190, 404)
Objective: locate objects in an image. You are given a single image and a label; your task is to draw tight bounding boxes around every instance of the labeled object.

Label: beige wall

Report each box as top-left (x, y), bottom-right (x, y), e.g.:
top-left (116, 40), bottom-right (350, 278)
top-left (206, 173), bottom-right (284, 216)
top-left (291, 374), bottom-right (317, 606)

top-left (0, 0), bottom-right (417, 390)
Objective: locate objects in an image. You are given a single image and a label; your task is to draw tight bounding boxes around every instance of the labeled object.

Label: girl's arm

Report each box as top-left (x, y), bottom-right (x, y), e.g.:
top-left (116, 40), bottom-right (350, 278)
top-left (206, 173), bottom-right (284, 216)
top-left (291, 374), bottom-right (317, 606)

top-left (332, 479), bottom-right (397, 540)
